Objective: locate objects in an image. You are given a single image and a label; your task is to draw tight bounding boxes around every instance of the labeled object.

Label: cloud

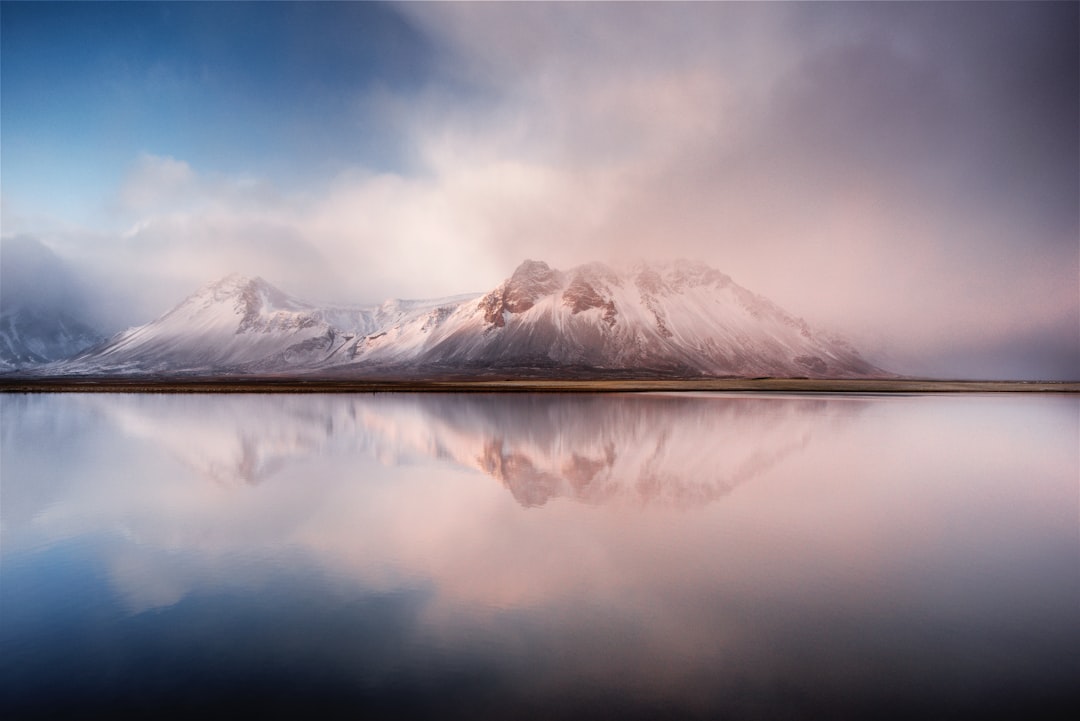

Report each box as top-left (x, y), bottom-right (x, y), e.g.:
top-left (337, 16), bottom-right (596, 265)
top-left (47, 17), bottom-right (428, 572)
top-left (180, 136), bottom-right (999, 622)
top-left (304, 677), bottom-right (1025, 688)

top-left (115, 154), bottom-right (199, 215)
top-left (4, 2), bottom-right (1075, 378)
top-left (391, 0), bottom-right (1079, 377)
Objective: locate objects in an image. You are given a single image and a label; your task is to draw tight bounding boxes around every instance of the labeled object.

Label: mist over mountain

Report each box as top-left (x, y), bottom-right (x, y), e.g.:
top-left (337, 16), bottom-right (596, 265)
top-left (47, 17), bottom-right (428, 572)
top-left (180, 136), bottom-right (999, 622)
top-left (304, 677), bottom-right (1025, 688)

top-left (2, 2), bottom-right (1075, 381)
top-left (47, 259), bottom-right (885, 379)
top-left (0, 237), bottom-right (104, 369)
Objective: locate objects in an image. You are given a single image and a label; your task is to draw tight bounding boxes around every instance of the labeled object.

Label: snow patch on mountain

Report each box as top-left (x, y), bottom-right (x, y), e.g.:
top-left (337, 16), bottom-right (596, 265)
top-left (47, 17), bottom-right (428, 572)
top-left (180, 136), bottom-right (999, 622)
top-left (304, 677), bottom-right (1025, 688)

top-left (332, 259), bottom-right (882, 377)
top-left (52, 260), bottom-right (885, 378)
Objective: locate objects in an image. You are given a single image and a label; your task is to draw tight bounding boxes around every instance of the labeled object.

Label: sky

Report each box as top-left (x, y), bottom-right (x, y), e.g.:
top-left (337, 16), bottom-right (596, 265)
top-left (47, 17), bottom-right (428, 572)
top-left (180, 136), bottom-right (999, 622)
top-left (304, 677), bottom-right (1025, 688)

top-left (1, 1), bottom-right (1077, 380)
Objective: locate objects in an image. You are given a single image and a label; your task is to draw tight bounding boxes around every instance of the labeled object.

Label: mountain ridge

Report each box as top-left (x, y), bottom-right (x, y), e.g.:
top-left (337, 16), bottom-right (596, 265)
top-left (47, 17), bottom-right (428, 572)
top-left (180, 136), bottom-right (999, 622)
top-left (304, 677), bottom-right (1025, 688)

top-left (46, 259), bottom-right (887, 378)
top-left (0, 237), bottom-right (105, 369)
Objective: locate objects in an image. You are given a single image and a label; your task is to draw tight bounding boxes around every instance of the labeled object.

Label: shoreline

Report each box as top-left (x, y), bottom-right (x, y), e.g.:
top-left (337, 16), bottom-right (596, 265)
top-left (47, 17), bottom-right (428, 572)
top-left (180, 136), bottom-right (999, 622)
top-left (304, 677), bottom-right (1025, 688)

top-left (1, 377), bottom-right (1076, 394)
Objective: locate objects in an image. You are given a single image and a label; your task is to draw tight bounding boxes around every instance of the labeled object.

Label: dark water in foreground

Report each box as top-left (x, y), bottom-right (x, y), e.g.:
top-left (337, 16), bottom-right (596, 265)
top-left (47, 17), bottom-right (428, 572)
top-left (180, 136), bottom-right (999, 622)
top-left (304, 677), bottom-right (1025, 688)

top-left (1, 392), bottom-right (1077, 719)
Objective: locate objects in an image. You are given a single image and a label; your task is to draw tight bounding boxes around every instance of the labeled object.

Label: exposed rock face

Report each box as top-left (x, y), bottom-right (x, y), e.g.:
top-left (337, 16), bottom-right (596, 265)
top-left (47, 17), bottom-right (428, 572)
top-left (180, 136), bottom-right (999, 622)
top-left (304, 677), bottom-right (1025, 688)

top-left (669, 261), bottom-right (731, 291)
top-left (51, 258), bottom-right (888, 379)
top-left (480, 260), bottom-right (563, 327)
top-left (562, 264), bottom-right (619, 326)
top-left (635, 268), bottom-right (673, 337)
top-left (562, 275), bottom-right (607, 313)
top-left (635, 267), bottom-right (665, 296)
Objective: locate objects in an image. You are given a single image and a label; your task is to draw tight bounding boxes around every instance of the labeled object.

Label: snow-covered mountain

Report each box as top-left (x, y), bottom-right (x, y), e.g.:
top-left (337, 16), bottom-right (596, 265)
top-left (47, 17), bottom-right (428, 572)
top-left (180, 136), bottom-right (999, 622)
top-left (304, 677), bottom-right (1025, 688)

top-left (0, 237), bottom-right (104, 370)
top-left (71, 392), bottom-right (863, 507)
top-left (60, 273), bottom-right (475, 374)
top-left (0, 305), bottom-right (102, 370)
top-left (55, 260), bottom-right (884, 378)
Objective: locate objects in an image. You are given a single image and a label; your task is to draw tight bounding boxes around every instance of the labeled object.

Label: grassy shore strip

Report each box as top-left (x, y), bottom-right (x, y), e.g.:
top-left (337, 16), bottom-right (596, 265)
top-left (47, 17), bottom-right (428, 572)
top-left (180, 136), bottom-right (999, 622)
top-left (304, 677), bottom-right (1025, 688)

top-left (0, 377), bottom-right (1076, 394)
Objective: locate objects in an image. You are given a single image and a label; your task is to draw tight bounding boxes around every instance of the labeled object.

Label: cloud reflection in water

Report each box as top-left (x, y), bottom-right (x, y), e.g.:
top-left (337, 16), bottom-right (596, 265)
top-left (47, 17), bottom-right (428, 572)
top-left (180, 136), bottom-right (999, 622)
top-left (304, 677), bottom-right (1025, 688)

top-left (1, 392), bottom-right (1076, 719)
top-left (79, 392), bottom-right (852, 505)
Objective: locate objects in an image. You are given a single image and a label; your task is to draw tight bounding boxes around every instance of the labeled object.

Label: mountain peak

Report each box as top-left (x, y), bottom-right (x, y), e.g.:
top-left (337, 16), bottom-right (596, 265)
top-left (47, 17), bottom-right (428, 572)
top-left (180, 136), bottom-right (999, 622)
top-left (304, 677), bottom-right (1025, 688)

top-left (50, 258), bottom-right (887, 378)
top-left (510, 258), bottom-right (553, 277)
top-left (199, 273), bottom-right (271, 296)
top-left (480, 259), bottom-right (564, 327)
top-left (222, 272), bottom-right (262, 286)
top-left (180, 274), bottom-right (297, 316)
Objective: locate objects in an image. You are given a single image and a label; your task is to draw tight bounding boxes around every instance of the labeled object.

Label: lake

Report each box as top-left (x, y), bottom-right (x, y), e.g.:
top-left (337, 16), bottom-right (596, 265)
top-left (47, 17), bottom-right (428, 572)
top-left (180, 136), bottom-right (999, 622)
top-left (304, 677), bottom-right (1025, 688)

top-left (2, 392), bottom-right (1077, 719)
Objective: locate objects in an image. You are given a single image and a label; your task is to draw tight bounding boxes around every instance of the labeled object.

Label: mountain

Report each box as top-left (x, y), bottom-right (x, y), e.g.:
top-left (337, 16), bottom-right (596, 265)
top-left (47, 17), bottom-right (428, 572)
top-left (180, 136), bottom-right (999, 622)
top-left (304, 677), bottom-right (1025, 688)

top-left (59, 273), bottom-right (473, 374)
top-left (360, 259), bottom-right (881, 377)
top-left (0, 306), bottom-right (102, 370)
top-left (0, 237), bottom-right (104, 370)
top-left (53, 259), bottom-right (884, 378)
top-left (69, 392), bottom-right (862, 507)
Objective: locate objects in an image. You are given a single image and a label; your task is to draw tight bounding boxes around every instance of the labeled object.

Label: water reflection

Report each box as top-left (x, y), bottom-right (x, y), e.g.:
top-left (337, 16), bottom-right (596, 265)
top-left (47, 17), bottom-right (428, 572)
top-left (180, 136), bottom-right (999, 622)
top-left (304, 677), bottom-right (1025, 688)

top-left (1, 392), bottom-right (1077, 719)
top-left (70, 393), bottom-right (854, 506)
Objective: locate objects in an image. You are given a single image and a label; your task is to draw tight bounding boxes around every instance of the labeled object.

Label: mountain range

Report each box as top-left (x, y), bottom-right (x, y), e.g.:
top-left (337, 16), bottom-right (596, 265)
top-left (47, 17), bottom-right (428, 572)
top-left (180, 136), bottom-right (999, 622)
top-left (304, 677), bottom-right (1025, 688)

top-left (0, 237), bottom-right (103, 370)
top-left (58, 392), bottom-right (861, 507)
top-left (20, 259), bottom-right (884, 378)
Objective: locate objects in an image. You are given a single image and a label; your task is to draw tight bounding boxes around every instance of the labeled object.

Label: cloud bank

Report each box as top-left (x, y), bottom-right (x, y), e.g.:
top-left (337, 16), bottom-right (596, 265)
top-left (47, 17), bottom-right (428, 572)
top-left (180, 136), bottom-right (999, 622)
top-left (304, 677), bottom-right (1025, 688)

top-left (1, 2), bottom-right (1076, 379)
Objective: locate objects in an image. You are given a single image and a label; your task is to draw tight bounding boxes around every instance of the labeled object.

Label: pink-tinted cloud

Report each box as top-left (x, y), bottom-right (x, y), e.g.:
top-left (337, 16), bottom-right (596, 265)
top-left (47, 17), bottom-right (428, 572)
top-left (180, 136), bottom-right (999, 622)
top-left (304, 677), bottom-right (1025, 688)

top-left (4, 2), bottom-right (1075, 378)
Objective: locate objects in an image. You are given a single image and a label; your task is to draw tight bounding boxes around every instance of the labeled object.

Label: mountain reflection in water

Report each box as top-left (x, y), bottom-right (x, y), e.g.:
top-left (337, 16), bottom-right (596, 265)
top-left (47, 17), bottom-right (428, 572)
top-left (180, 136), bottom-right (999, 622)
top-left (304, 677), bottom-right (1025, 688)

top-left (1, 392), bottom-right (1077, 720)
top-left (80, 393), bottom-right (852, 506)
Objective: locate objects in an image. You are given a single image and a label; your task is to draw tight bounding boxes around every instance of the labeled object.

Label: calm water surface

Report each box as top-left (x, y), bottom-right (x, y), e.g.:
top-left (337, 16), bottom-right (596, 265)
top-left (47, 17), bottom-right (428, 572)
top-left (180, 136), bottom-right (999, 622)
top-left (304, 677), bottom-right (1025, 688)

top-left (2, 392), bottom-right (1077, 719)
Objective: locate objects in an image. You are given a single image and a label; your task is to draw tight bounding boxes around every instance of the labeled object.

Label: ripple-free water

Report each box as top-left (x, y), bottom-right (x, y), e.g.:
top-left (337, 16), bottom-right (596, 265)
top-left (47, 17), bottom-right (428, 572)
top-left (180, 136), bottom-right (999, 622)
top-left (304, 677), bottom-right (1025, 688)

top-left (2, 392), bottom-right (1077, 719)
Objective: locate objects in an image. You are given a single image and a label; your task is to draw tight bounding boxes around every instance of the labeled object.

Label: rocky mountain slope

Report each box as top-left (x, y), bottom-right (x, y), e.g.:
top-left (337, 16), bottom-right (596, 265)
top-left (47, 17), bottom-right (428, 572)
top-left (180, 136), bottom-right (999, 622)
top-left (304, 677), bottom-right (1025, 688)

top-left (52, 260), bottom-right (884, 378)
